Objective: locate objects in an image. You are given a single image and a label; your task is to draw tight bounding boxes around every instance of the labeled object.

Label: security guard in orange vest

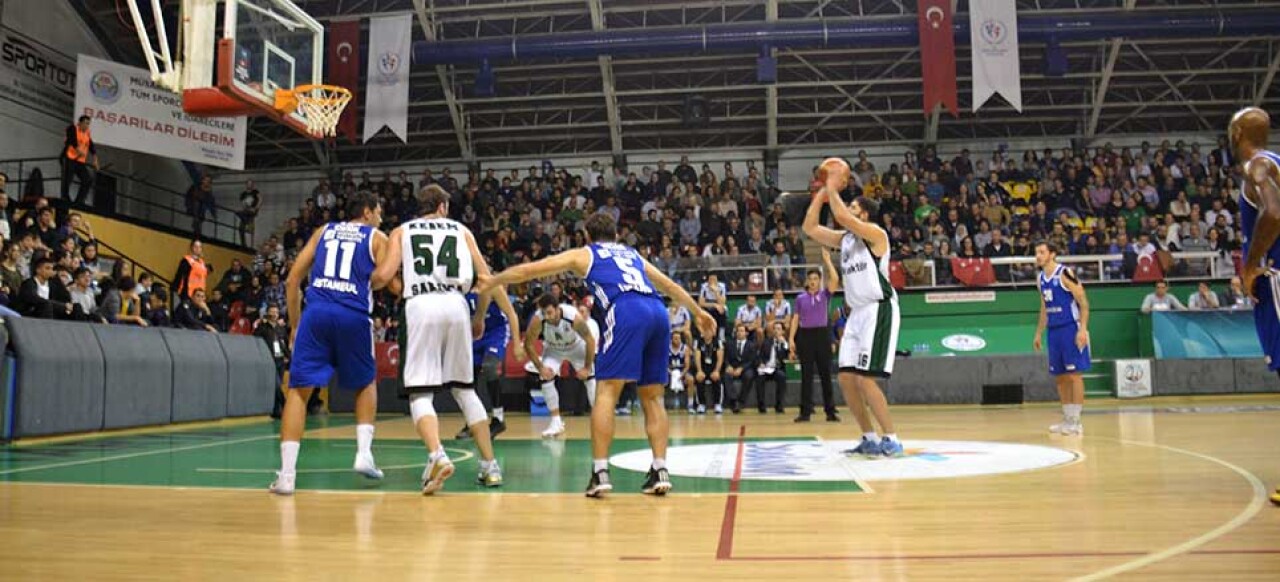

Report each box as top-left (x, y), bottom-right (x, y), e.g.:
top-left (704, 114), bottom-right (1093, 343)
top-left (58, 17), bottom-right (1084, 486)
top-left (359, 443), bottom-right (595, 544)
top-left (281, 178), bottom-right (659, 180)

top-left (173, 239), bottom-right (212, 301)
top-left (62, 115), bottom-right (99, 205)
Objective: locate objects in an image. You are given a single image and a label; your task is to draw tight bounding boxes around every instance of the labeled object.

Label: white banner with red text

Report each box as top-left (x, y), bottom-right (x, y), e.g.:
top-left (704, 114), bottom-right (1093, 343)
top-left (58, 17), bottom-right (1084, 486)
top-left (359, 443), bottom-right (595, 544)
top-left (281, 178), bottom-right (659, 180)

top-left (73, 55), bottom-right (247, 170)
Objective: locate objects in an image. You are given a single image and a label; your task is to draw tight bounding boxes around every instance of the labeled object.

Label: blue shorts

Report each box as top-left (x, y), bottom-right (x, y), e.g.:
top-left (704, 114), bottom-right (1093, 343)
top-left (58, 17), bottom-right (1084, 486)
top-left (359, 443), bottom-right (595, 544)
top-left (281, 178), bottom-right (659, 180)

top-left (1252, 274), bottom-right (1280, 371)
top-left (473, 331), bottom-right (508, 367)
top-left (289, 302), bottom-right (375, 390)
top-left (1047, 323), bottom-right (1091, 376)
top-left (597, 294), bottom-right (670, 386)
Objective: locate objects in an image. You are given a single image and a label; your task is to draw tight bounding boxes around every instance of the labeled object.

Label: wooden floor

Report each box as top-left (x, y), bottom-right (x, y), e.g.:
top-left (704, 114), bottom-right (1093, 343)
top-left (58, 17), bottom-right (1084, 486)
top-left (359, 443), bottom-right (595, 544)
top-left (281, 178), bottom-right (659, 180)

top-left (2, 394), bottom-right (1280, 580)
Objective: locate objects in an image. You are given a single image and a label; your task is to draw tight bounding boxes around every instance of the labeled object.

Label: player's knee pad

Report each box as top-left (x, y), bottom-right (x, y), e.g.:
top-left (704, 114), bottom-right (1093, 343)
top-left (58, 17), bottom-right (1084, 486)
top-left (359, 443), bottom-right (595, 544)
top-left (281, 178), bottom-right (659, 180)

top-left (451, 388), bottom-right (488, 426)
top-left (409, 392), bottom-right (436, 423)
top-left (542, 381), bottom-right (560, 410)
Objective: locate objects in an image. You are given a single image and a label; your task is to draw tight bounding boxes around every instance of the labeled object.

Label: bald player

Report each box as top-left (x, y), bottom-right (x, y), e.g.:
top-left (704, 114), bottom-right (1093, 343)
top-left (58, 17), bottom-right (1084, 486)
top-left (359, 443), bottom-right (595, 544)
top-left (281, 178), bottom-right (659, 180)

top-left (1230, 107), bottom-right (1280, 507)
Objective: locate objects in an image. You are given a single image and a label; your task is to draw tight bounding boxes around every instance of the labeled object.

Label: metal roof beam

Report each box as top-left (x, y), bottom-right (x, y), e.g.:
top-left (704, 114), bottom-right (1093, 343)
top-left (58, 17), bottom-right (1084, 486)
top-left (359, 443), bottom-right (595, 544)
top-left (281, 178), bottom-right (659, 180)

top-left (587, 0), bottom-right (623, 154)
top-left (413, 0), bottom-right (474, 160)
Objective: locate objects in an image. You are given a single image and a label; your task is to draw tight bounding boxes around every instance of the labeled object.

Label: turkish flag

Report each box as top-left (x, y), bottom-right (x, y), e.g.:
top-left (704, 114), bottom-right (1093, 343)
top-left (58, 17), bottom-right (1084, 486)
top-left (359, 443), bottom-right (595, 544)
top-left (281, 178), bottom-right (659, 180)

top-left (327, 19), bottom-right (361, 143)
top-left (375, 341), bottom-right (399, 381)
top-left (917, 0), bottom-right (959, 117)
top-left (951, 257), bottom-right (995, 287)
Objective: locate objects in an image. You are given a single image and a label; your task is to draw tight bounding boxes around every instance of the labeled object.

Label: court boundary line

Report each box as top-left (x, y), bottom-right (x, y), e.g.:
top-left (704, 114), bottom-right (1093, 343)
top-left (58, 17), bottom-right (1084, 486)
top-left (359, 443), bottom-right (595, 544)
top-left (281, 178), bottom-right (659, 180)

top-left (0, 434), bottom-right (277, 476)
top-left (1070, 436), bottom-right (1269, 581)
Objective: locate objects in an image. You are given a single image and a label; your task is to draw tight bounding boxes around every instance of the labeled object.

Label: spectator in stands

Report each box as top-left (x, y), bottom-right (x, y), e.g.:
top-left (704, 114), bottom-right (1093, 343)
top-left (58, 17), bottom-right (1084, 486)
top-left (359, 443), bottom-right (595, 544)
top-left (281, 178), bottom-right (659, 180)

top-left (174, 288), bottom-right (218, 332)
top-left (101, 276), bottom-right (148, 326)
top-left (145, 287), bottom-right (171, 327)
top-left (0, 241), bottom-right (22, 301)
top-left (1187, 281), bottom-right (1221, 311)
top-left (698, 273), bottom-right (728, 338)
top-left (1141, 280), bottom-right (1186, 313)
top-left (173, 239), bottom-right (210, 301)
top-left (68, 267), bottom-right (104, 323)
top-left (16, 257), bottom-right (75, 319)
top-left (242, 274), bottom-right (265, 320)
top-left (207, 288), bottom-right (230, 331)
top-left (186, 175), bottom-right (216, 238)
top-left (0, 173), bottom-right (10, 242)
top-left (1220, 277), bottom-right (1252, 310)
top-left (218, 258), bottom-right (249, 303)
top-left (61, 115), bottom-right (98, 205)
top-left (238, 180), bottom-right (261, 247)
top-left (33, 207), bottom-right (57, 250)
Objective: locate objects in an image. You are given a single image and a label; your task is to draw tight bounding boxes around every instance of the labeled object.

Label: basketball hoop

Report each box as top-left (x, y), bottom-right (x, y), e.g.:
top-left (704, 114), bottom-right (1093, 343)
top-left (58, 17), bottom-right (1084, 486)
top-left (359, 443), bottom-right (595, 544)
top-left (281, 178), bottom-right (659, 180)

top-left (275, 84), bottom-right (352, 138)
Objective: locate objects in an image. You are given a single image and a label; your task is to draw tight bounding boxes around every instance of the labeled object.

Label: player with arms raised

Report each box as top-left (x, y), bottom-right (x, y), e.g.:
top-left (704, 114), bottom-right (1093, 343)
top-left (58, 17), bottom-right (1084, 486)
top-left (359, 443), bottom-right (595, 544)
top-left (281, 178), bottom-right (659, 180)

top-left (1229, 107), bottom-right (1280, 507)
top-left (476, 213), bottom-right (715, 498)
top-left (804, 159), bottom-right (904, 457)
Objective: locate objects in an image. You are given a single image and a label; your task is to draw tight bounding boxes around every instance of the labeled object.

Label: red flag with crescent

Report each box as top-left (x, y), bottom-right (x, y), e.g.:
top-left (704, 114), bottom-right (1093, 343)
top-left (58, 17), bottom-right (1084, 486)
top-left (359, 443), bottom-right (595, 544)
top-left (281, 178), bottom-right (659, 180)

top-left (918, 0), bottom-right (958, 117)
top-left (327, 19), bottom-right (361, 143)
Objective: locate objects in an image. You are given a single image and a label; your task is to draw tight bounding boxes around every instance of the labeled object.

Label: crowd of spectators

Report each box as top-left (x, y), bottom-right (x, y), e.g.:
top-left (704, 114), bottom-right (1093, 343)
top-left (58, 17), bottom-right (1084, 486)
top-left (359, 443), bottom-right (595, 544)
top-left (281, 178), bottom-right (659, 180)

top-left (230, 138), bottom-right (1247, 341)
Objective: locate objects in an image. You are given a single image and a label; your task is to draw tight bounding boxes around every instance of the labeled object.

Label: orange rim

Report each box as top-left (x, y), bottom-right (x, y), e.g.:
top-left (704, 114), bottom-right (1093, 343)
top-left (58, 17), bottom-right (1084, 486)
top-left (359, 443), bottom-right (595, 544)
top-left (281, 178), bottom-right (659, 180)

top-left (273, 84), bottom-right (352, 114)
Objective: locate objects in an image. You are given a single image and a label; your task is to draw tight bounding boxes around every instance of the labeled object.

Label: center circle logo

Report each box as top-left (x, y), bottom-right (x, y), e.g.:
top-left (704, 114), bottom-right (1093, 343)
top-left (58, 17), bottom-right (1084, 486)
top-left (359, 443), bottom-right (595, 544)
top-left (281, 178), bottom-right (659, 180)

top-left (89, 71), bottom-right (120, 104)
top-left (941, 334), bottom-right (987, 352)
top-left (610, 440), bottom-right (1077, 482)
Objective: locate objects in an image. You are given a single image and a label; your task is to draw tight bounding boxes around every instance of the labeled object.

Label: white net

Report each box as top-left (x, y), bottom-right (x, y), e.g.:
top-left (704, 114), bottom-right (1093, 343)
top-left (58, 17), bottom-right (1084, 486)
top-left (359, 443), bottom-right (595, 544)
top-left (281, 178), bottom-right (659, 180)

top-left (294, 85), bottom-right (352, 138)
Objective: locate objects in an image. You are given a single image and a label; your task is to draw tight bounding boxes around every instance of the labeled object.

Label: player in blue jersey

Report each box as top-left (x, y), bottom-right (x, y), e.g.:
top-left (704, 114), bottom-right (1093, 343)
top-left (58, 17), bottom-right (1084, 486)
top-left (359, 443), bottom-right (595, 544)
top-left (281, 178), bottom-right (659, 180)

top-left (455, 290), bottom-right (524, 440)
top-left (476, 213), bottom-right (715, 498)
top-left (1229, 107), bottom-right (1280, 507)
top-left (271, 192), bottom-right (387, 495)
top-left (1033, 241), bottom-right (1091, 436)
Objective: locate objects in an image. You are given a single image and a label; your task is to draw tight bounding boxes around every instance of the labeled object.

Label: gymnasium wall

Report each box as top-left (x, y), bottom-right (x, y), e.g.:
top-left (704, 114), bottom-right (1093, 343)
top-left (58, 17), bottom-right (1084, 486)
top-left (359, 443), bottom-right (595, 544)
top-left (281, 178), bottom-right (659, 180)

top-left (78, 210), bottom-right (254, 284)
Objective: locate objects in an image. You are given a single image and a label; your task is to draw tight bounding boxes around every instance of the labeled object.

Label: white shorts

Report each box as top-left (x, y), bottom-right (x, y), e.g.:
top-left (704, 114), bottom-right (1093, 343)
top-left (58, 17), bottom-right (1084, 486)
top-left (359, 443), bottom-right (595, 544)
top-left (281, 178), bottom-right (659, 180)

top-left (403, 293), bottom-right (473, 389)
top-left (525, 320), bottom-right (598, 377)
top-left (837, 298), bottom-right (901, 377)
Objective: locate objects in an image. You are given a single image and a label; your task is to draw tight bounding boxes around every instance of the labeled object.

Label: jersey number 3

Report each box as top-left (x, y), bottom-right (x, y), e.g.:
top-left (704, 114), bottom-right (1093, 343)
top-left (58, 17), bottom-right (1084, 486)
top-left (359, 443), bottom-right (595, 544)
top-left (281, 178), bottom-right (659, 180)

top-left (1042, 289), bottom-right (1054, 303)
top-left (411, 234), bottom-right (461, 277)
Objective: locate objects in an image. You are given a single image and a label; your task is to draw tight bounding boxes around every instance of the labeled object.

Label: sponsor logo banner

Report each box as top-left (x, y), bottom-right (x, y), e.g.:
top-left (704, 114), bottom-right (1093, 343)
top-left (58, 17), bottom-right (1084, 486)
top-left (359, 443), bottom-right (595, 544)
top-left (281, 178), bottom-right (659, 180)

top-left (74, 55), bottom-right (247, 170)
top-left (0, 28), bottom-right (75, 120)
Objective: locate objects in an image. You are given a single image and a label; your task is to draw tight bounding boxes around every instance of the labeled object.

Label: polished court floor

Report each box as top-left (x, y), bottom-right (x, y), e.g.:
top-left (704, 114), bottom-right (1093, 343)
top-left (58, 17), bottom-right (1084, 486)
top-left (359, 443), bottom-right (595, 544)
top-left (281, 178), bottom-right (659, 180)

top-left (2, 394), bottom-right (1279, 580)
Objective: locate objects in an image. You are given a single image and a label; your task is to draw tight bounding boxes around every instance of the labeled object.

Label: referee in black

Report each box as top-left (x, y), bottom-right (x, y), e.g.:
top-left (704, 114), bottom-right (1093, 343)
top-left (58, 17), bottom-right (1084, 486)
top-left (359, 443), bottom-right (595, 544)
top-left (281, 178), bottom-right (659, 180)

top-left (788, 250), bottom-right (841, 422)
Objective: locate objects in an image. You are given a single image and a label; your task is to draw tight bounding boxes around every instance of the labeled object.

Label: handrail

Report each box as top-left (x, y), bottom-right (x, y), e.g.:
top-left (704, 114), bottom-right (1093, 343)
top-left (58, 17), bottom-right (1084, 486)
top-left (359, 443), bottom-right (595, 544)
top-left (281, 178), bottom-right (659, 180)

top-left (665, 250), bottom-right (1234, 294)
top-left (0, 156), bottom-right (247, 248)
top-left (80, 227), bottom-right (172, 287)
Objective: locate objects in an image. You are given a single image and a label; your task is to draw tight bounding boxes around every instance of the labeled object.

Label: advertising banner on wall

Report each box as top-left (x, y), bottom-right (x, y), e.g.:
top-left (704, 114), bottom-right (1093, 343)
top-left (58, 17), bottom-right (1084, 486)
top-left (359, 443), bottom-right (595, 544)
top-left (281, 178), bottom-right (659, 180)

top-left (1151, 310), bottom-right (1260, 359)
top-left (0, 28), bottom-right (75, 120)
top-left (73, 55), bottom-right (247, 170)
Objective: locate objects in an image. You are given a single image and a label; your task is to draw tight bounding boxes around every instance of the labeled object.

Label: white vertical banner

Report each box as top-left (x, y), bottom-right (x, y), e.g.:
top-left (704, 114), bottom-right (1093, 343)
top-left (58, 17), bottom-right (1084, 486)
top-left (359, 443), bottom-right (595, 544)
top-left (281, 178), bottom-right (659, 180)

top-left (970, 0), bottom-right (1022, 112)
top-left (364, 14), bottom-right (411, 143)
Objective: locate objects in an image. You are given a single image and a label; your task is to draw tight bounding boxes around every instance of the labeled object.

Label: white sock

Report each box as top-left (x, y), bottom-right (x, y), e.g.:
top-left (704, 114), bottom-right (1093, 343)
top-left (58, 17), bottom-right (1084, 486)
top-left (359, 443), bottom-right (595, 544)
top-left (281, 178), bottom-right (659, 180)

top-left (493, 407), bottom-right (505, 422)
top-left (651, 457), bottom-right (667, 470)
top-left (1064, 404), bottom-right (1083, 421)
top-left (884, 433), bottom-right (899, 442)
top-left (593, 459), bottom-right (609, 472)
top-left (480, 459), bottom-right (497, 471)
top-left (356, 424), bottom-right (374, 457)
top-left (430, 449), bottom-right (449, 462)
top-left (863, 431), bottom-right (878, 442)
top-left (280, 441), bottom-right (300, 474)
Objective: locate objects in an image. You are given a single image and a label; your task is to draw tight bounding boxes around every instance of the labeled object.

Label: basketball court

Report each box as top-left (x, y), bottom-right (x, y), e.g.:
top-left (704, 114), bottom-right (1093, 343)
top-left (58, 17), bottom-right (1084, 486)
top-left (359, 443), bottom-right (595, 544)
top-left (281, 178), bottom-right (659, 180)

top-left (2, 396), bottom-right (1279, 579)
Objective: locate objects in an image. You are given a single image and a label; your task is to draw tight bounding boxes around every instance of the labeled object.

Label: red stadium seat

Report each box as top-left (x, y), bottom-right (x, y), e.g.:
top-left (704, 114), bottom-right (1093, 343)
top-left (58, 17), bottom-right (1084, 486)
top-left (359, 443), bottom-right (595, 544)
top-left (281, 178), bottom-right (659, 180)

top-left (229, 317), bottom-right (253, 335)
top-left (951, 257), bottom-right (995, 287)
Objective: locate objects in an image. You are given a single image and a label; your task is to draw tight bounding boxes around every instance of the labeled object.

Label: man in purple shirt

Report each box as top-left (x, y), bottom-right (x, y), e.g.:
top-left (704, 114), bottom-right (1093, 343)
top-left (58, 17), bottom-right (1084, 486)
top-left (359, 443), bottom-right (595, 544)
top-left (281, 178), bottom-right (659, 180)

top-left (788, 249), bottom-right (841, 422)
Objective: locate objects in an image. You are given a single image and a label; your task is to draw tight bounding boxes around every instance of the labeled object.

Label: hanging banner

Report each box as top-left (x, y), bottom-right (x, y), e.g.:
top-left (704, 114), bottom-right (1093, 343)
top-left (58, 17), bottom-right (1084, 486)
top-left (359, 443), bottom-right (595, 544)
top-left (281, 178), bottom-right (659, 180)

top-left (970, 0), bottom-right (1023, 112)
top-left (327, 19), bottom-right (361, 144)
top-left (917, 0), bottom-right (958, 117)
top-left (74, 55), bottom-right (247, 170)
top-left (363, 14), bottom-right (411, 143)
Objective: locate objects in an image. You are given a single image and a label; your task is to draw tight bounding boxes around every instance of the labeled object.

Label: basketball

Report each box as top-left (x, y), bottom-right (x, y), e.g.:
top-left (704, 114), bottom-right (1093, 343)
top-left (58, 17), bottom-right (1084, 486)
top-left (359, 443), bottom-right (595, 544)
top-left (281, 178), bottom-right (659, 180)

top-left (816, 157), bottom-right (851, 191)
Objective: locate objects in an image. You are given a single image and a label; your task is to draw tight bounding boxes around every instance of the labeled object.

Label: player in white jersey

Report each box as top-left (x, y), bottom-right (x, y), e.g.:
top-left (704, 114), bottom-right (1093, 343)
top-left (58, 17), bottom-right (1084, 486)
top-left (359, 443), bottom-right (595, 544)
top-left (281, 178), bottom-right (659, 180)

top-left (524, 294), bottom-right (599, 438)
top-left (803, 159), bottom-right (904, 457)
top-left (735, 294), bottom-right (764, 339)
top-left (764, 289), bottom-right (792, 334)
top-left (371, 186), bottom-right (505, 494)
